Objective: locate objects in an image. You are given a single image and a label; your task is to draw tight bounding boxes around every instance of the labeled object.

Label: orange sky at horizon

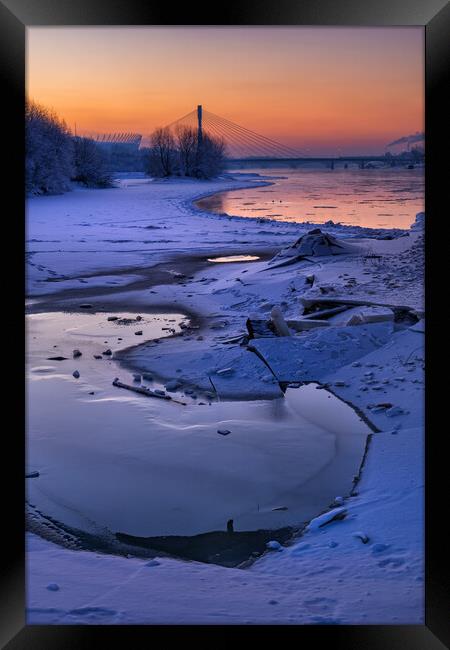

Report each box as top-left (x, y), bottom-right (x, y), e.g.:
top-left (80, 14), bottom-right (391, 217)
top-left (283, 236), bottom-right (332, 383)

top-left (27, 27), bottom-right (424, 155)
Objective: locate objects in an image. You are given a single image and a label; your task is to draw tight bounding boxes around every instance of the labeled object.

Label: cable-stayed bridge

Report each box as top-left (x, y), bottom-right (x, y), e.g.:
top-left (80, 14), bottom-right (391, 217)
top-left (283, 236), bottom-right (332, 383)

top-left (91, 106), bottom-right (422, 166)
top-left (160, 106), bottom-right (421, 166)
top-left (164, 106), bottom-right (304, 160)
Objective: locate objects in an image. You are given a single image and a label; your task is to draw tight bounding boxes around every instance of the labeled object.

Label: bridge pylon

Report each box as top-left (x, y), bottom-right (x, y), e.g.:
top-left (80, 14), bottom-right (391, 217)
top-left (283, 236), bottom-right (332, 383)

top-left (197, 105), bottom-right (203, 147)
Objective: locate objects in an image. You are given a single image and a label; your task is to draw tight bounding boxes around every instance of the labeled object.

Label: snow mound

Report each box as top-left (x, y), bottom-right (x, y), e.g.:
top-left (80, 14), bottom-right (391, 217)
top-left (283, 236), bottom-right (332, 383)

top-left (269, 229), bottom-right (360, 266)
top-left (306, 506), bottom-right (347, 531)
top-left (410, 212), bottom-right (425, 231)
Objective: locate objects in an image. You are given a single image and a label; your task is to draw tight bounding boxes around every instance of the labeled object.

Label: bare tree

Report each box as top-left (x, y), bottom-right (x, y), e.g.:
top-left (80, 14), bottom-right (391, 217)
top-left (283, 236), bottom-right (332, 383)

top-left (175, 125), bottom-right (197, 176)
top-left (144, 126), bottom-right (225, 179)
top-left (145, 127), bottom-right (176, 177)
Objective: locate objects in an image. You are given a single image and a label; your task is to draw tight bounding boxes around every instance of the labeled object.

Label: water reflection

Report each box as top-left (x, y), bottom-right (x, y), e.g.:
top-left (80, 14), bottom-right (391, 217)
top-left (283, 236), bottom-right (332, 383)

top-left (196, 167), bottom-right (424, 229)
top-left (207, 255), bottom-right (260, 263)
top-left (26, 311), bottom-right (373, 564)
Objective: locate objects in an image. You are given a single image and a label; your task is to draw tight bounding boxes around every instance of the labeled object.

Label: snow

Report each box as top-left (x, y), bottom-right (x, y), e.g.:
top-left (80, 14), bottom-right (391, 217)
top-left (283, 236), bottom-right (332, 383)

top-left (26, 174), bottom-right (414, 298)
top-left (252, 424), bottom-right (424, 624)
top-left (305, 507), bottom-right (347, 531)
top-left (27, 400), bottom-right (424, 628)
top-left (26, 174), bottom-right (424, 625)
top-left (269, 228), bottom-right (361, 266)
top-left (410, 211), bottom-right (425, 231)
top-left (266, 540), bottom-right (283, 551)
top-left (26, 175), bottom-right (274, 296)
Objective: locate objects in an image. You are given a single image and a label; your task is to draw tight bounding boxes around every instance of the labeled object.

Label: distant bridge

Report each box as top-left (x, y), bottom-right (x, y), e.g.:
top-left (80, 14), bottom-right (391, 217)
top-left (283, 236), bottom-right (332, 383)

top-left (162, 106), bottom-right (422, 165)
top-left (227, 155), bottom-right (421, 168)
top-left (164, 106), bottom-right (304, 159)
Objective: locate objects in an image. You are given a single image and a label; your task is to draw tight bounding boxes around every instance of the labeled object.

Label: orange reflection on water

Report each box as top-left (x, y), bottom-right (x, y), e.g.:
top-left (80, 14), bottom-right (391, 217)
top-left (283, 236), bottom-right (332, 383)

top-left (196, 166), bottom-right (424, 230)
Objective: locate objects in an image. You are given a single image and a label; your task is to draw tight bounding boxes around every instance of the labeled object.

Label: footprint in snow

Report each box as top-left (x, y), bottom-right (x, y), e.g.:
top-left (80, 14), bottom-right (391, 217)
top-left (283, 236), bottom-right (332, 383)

top-left (310, 615), bottom-right (342, 624)
top-left (65, 607), bottom-right (122, 622)
top-left (377, 556), bottom-right (405, 569)
top-left (303, 597), bottom-right (337, 613)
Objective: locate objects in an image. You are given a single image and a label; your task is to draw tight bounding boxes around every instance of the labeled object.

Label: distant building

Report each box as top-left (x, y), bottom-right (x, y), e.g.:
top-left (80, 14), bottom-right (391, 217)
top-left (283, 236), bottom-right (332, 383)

top-left (386, 132), bottom-right (424, 156)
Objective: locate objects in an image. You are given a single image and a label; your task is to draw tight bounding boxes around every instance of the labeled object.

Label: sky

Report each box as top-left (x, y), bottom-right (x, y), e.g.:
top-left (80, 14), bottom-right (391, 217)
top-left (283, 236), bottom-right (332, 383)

top-left (27, 27), bottom-right (424, 155)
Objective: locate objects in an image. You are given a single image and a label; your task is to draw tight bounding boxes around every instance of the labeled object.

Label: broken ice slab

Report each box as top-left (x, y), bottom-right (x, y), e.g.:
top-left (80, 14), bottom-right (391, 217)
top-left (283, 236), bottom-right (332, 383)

top-left (214, 333), bottom-right (249, 345)
top-left (209, 348), bottom-right (283, 400)
top-left (118, 343), bottom-right (283, 400)
top-left (301, 305), bottom-right (350, 320)
top-left (249, 322), bottom-right (393, 383)
top-left (328, 305), bottom-right (395, 326)
top-left (246, 318), bottom-right (276, 339)
top-left (409, 319), bottom-right (425, 333)
top-left (246, 317), bottom-right (328, 339)
top-left (300, 296), bottom-right (413, 314)
top-left (287, 319), bottom-right (330, 332)
top-left (270, 306), bottom-right (291, 337)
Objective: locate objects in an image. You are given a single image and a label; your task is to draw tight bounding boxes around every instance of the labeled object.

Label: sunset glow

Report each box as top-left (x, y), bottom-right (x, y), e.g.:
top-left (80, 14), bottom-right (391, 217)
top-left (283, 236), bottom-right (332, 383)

top-left (27, 27), bottom-right (424, 155)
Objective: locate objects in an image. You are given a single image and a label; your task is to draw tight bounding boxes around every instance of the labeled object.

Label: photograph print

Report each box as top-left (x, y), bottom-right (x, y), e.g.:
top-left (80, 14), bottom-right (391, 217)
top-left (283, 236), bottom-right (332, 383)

top-left (25, 26), bottom-right (425, 625)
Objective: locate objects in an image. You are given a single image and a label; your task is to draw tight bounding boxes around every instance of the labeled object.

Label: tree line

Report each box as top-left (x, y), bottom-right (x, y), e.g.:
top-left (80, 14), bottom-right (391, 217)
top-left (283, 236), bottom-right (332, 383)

top-left (26, 101), bottom-right (227, 195)
top-left (26, 101), bottom-right (113, 195)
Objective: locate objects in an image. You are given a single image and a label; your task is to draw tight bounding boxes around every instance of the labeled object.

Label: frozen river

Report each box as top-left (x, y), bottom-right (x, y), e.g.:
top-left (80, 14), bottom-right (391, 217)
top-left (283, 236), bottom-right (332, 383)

top-left (196, 166), bottom-right (424, 230)
top-left (26, 308), bottom-right (371, 563)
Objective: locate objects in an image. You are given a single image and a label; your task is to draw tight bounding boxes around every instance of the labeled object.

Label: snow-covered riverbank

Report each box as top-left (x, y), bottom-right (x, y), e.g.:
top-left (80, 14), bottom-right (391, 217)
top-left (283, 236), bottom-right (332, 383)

top-left (26, 173), bottom-right (424, 624)
top-left (26, 173), bottom-right (409, 298)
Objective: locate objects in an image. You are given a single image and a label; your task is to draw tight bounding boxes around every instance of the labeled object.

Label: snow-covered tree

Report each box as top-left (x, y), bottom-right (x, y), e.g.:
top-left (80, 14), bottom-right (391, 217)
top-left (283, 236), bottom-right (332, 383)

top-left (72, 137), bottom-right (113, 187)
top-left (194, 133), bottom-right (226, 179)
top-left (25, 100), bottom-right (73, 194)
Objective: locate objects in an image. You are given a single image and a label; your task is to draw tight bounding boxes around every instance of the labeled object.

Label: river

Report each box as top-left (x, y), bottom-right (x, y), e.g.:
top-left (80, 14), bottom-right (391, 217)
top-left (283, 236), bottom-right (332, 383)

top-left (196, 165), bottom-right (424, 230)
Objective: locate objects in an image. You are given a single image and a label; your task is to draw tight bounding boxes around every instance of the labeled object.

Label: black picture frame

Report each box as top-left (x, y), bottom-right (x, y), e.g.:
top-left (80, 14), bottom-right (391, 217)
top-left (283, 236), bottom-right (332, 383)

top-left (2, 0), bottom-right (449, 647)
